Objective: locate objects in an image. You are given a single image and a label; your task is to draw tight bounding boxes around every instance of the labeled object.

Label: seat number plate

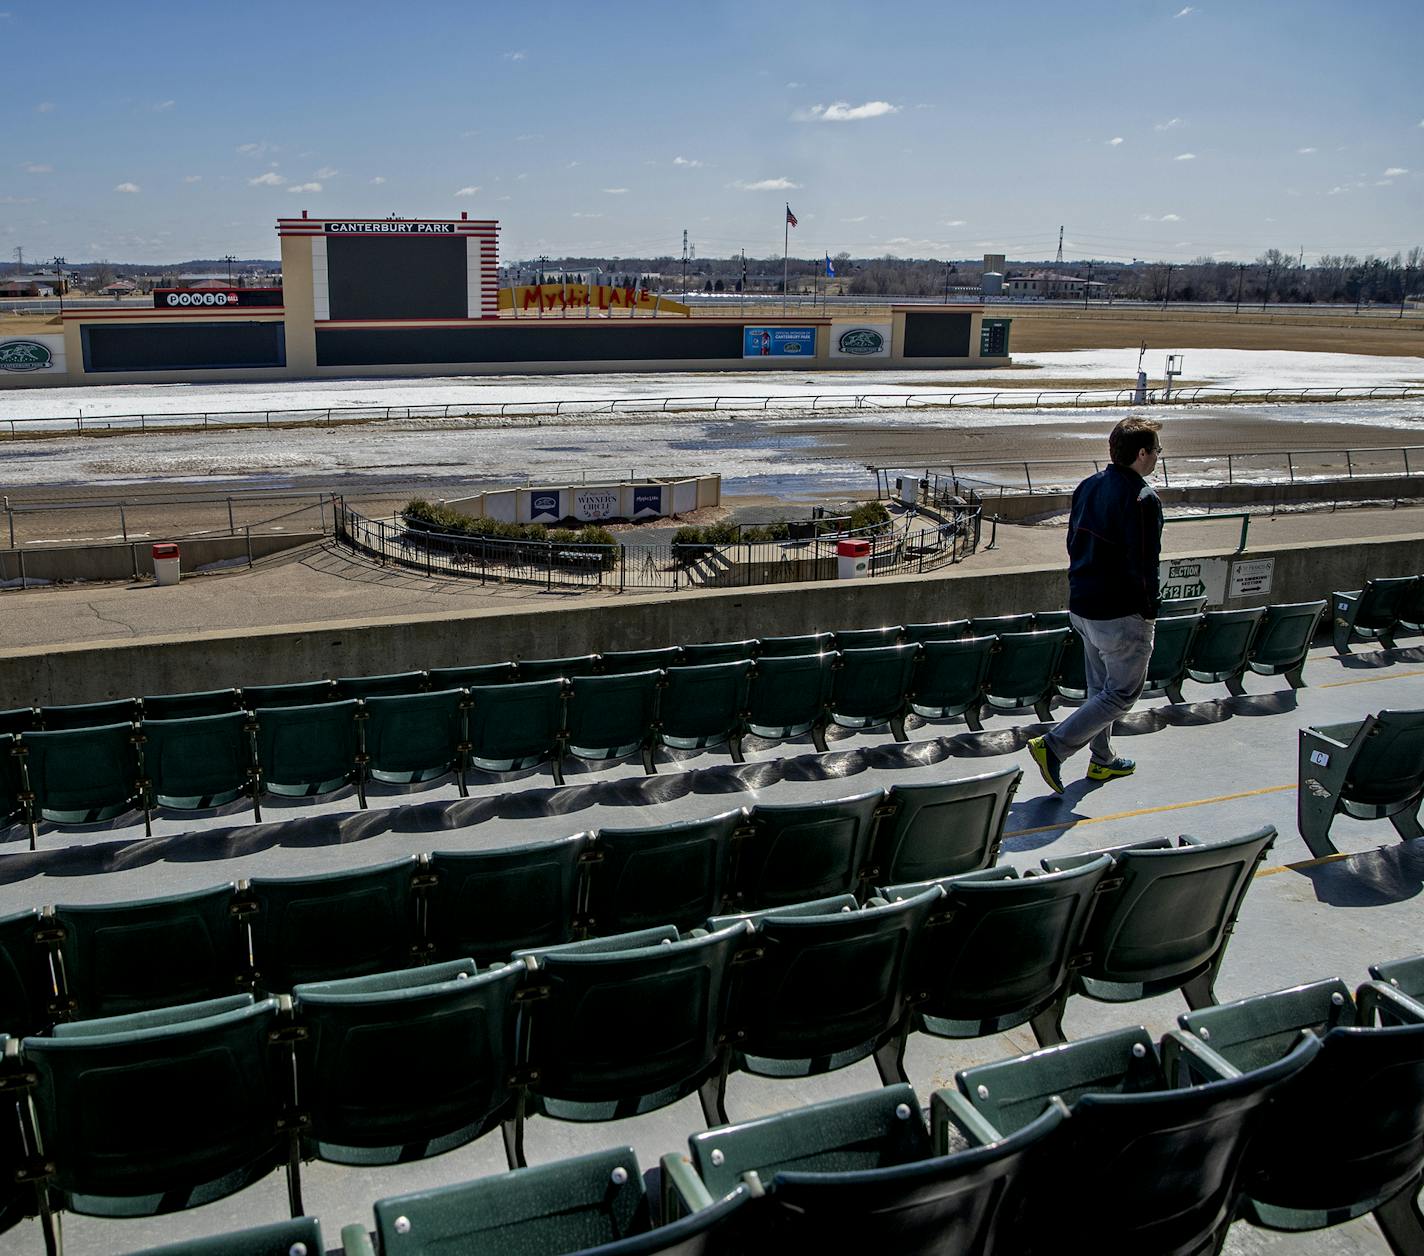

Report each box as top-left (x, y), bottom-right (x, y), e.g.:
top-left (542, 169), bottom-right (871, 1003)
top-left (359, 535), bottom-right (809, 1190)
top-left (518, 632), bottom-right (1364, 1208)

top-left (1309, 750), bottom-right (1330, 767)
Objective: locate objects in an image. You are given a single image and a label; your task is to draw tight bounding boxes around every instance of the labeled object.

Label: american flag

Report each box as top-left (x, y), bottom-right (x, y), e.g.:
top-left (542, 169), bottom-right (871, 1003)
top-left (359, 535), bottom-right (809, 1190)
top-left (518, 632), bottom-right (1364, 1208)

top-left (785, 205), bottom-right (798, 228)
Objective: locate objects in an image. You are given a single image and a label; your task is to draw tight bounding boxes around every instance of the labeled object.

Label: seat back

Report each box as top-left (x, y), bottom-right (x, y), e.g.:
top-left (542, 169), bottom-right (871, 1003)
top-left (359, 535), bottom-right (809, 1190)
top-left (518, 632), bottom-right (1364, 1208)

top-left (1033, 610), bottom-right (1071, 630)
top-left (139, 712), bottom-right (252, 810)
top-left (139, 689), bottom-right (243, 721)
top-left (427, 661), bottom-right (517, 689)
top-left (18, 724), bottom-right (143, 825)
top-left (600, 646), bottom-right (684, 674)
top-left (968, 614), bottom-right (1034, 637)
top-left (294, 961), bottom-right (521, 1164)
top-left (586, 812), bottom-right (740, 935)
top-left (0, 908), bottom-right (52, 1039)
top-left (465, 679), bottom-right (565, 772)
top-left (1355, 575), bottom-right (1419, 629)
top-left (1055, 628), bottom-right (1087, 698)
top-left (882, 857), bottom-right (1111, 1037)
top-left (907, 636), bottom-right (995, 719)
top-left (238, 680), bottom-right (338, 709)
top-left (0, 734), bottom-right (22, 828)
top-left (757, 632), bottom-right (835, 657)
top-left (830, 644), bottom-right (920, 724)
top-left (334, 671), bottom-right (428, 699)
top-left (565, 671), bottom-right (661, 760)
top-left (902, 620), bottom-right (971, 643)
top-left (984, 629), bottom-right (1069, 707)
top-left (746, 652), bottom-right (835, 738)
top-left (1144, 613), bottom-right (1202, 692)
top-left (24, 998), bottom-right (286, 1216)
top-left (54, 885), bottom-right (241, 1021)
top-left (517, 653), bottom-right (601, 682)
top-left (38, 698), bottom-right (141, 731)
top-left (361, 689), bottom-right (466, 782)
top-left (246, 858), bottom-right (420, 993)
top-left (658, 661), bottom-right (753, 748)
top-left (1399, 577), bottom-right (1424, 629)
top-left (738, 791), bottom-right (882, 908)
top-left (520, 927), bottom-right (743, 1120)
top-left (681, 640), bottom-right (757, 665)
top-left (1063, 828), bottom-right (1275, 996)
top-left (122, 1217), bottom-right (326, 1256)
top-left (0, 707), bottom-right (38, 736)
top-left (1249, 600), bottom-right (1326, 673)
top-left (1185, 607), bottom-right (1265, 681)
top-left (252, 701), bottom-right (360, 795)
top-left (1159, 595), bottom-right (1208, 616)
top-left (870, 766), bottom-right (1021, 884)
top-left (1342, 709), bottom-right (1424, 806)
top-left (427, 835), bottom-right (587, 964)
top-left (834, 626), bottom-right (904, 650)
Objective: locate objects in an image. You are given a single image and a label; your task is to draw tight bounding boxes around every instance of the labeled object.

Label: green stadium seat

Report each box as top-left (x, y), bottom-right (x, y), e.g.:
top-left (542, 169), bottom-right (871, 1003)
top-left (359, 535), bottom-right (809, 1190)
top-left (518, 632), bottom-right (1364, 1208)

top-left (241, 858), bottom-right (422, 993)
top-left (1248, 599), bottom-right (1327, 688)
top-left (906, 635), bottom-right (995, 729)
top-left (877, 857), bottom-right (1111, 1058)
top-left (0, 908), bottom-right (56, 1039)
top-left (671, 1083), bottom-right (1061, 1254)
top-left (291, 960), bottom-right (522, 1169)
top-left (1366, 954), bottom-right (1424, 1023)
top-left (0, 1040), bottom-right (36, 1238)
top-left (1297, 708), bottom-right (1424, 856)
top-left (756, 631), bottom-right (835, 657)
top-left (564, 670), bottom-right (661, 773)
top-left (427, 661), bottom-right (517, 689)
top-left (335, 671), bottom-right (428, 699)
top-left (138, 711), bottom-right (254, 815)
top-left (702, 891), bottom-right (939, 1116)
top-left (736, 791), bottom-right (881, 909)
top-left (1331, 575), bottom-right (1419, 654)
top-left (507, 925), bottom-right (743, 1165)
top-left (902, 619), bottom-right (971, 643)
top-left (829, 643), bottom-right (920, 740)
top-left (681, 639), bottom-right (757, 665)
top-left (1035, 827), bottom-right (1277, 1039)
top-left (1142, 612), bottom-right (1203, 703)
top-left (1033, 610), bottom-right (1072, 630)
top-left (983, 628), bottom-right (1070, 720)
top-left (354, 1147), bottom-right (752, 1256)
top-left (517, 653), bottom-right (601, 682)
top-left (15, 723), bottom-right (145, 843)
top-left (599, 645), bottom-right (684, 673)
top-left (0, 707), bottom-right (37, 736)
top-left (1176, 979), bottom-right (1424, 1247)
top-left (968, 614), bottom-right (1034, 637)
top-left (122, 1216), bottom-right (325, 1256)
top-left (53, 885), bottom-right (242, 1021)
top-left (1399, 578), bottom-right (1424, 634)
top-left (427, 836), bottom-right (587, 964)
top-left (238, 679), bottom-right (338, 709)
top-left (865, 766), bottom-right (1021, 886)
top-left (948, 1024), bottom-right (1319, 1255)
top-left (1159, 595), bottom-right (1208, 616)
top-left (1184, 607), bottom-right (1266, 695)
top-left (746, 652), bottom-right (836, 748)
top-left (360, 689), bottom-right (470, 792)
top-left (139, 688), bottom-right (244, 721)
top-left (834, 626), bottom-right (904, 650)
top-left (465, 679), bottom-right (566, 784)
top-left (0, 734), bottom-right (22, 831)
top-left (583, 811), bottom-right (739, 936)
top-left (39, 698), bottom-right (141, 730)
top-left (251, 700), bottom-right (363, 806)
top-left (1054, 626), bottom-right (1087, 702)
top-left (656, 661), bottom-right (753, 763)
top-left (22, 996), bottom-right (297, 1228)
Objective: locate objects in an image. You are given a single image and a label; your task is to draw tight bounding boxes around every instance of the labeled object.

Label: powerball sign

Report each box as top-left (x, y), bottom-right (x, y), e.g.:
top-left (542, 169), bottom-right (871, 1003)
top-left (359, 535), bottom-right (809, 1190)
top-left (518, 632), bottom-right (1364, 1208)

top-left (743, 327), bottom-right (817, 358)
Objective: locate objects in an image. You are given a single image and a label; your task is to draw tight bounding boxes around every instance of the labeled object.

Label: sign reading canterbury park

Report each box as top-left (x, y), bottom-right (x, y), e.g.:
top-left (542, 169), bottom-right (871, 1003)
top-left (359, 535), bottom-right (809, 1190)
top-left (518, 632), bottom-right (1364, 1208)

top-left (0, 340), bottom-right (54, 372)
top-left (323, 221), bottom-right (459, 234)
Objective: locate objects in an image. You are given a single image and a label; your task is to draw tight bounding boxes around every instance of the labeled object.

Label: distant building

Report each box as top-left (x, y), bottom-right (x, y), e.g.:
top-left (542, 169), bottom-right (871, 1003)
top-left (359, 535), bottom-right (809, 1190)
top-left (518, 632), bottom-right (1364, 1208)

top-left (0, 271), bottom-right (67, 296)
top-left (1006, 271), bottom-right (1109, 300)
top-left (100, 279), bottom-right (139, 296)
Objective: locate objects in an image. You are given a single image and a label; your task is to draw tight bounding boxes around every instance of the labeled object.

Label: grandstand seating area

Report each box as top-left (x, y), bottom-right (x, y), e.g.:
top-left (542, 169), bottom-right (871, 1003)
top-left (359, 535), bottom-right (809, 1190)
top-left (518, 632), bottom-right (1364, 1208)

top-left (1, 574), bottom-right (1422, 1254)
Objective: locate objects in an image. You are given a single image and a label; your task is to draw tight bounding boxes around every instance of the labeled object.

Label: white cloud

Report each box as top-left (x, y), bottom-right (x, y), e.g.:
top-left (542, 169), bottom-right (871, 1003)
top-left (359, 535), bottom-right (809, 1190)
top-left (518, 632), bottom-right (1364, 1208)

top-left (842, 215), bottom-right (868, 223)
top-left (153, 100), bottom-right (175, 111)
top-left (602, 187), bottom-right (628, 194)
top-left (786, 81), bottom-right (802, 89)
top-left (236, 142), bottom-right (273, 157)
top-left (1376, 179), bottom-right (1395, 186)
top-left (1107, 136), bottom-right (1124, 147)
top-left (248, 172), bottom-right (286, 186)
top-left (183, 174), bottom-right (202, 183)
top-left (114, 182), bottom-right (140, 193)
top-left (313, 166), bottom-right (338, 179)
top-left (0, 195), bottom-right (35, 204)
top-left (370, 175), bottom-right (387, 184)
top-left (673, 156), bottom-right (703, 167)
top-left (1174, 5), bottom-right (1196, 16)
top-left (23, 162), bottom-right (52, 174)
top-left (1328, 185), bottom-right (1349, 195)
top-left (1384, 166), bottom-right (1408, 176)
top-left (572, 211), bottom-right (603, 218)
top-left (289, 182), bottom-right (322, 193)
top-left (942, 219), bottom-right (966, 226)
top-left (454, 186), bottom-right (480, 196)
top-left (794, 100), bottom-right (899, 123)
top-left (1138, 212), bottom-right (1182, 221)
top-left (503, 50), bottom-right (527, 60)
top-left (34, 101), bottom-right (54, 113)
top-left (1174, 152), bottom-right (1196, 161)
top-left (1297, 146), bottom-right (1317, 154)
top-left (1154, 117), bottom-right (1182, 131)
top-left (733, 177), bottom-right (801, 191)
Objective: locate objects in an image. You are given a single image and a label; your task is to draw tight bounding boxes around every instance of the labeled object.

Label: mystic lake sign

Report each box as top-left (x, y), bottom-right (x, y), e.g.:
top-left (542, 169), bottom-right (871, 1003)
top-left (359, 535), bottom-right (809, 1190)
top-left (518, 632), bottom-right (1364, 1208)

top-left (0, 340), bottom-right (56, 372)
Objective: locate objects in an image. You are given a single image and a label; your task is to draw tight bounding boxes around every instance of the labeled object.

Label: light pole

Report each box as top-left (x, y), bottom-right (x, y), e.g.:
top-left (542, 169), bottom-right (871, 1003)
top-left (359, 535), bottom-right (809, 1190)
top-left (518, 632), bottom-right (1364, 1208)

top-left (222, 254), bottom-right (236, 285)
top-left (1234, 264), bottom-right (1245, 314)
top-left (52, 256), bottom-right (65, 314)
top-left (1160, 263), bottom-right (1174, 311)
top-left (1261, 266), bottom-right (1273, 313)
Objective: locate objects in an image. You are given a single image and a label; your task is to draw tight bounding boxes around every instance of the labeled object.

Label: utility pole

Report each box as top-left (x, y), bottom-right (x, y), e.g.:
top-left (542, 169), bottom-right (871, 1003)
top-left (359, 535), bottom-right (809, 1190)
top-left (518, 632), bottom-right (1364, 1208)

top-left (1402, 266), bottom-right (1414, 320)
top-left (681, 229), bottom-right (689, 301)
top-left (52, 256), bottom-right (65, 314)
top-left (1160, 263), bottom-right (1174, 310)
top-left (740, 249), bottom-right (746, 318)
top-left (1234, 264), bottom-right (1245, 314)
top-left (222, 254), bottom-right (236, 284)
top-left (1261, 265), bottom-right (1273, 312)
top-left (1083, 261), bottom-right (1094, 309)
top-left (1055, 225), bottom-right (1064, 268)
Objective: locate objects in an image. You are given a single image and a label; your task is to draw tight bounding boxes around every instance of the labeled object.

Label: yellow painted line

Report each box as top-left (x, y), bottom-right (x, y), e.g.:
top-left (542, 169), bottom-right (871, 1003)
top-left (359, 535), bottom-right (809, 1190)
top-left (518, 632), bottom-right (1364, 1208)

top-left (1003, 782), bottom-right (1297, 841)
top-left (1317, 668), bottom-right (1424, 689)
top-left (1256, 850), bottom-right (1359, 878)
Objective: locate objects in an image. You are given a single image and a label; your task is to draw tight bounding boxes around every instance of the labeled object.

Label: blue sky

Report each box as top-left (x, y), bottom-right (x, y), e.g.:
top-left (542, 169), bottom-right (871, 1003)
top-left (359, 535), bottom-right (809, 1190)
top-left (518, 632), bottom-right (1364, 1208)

top-left (4, 0), bottom-right (1421, 264)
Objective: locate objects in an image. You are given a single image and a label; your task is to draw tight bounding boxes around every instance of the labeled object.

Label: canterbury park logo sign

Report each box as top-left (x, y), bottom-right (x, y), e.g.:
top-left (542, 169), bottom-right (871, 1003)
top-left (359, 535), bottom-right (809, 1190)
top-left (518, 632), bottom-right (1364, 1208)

top-left (837, 327), bottom-right (886, 355)
top-left (0, 339), bottom-right (54, 372)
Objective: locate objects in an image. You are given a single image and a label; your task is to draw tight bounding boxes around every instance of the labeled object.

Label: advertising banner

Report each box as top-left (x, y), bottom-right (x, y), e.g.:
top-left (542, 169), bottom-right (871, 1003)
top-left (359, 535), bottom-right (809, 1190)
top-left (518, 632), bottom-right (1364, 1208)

top-left (0, 334), bottom-right (65, 374)
top-left (574, 488), bottom-right (621, 522)
top-left (830, 324), bottom-right (891, 358)
top-left (632, 485), bottom-right (664, 518)
top-left (324, 221), bottom-right (458, 234)
top-left (154, 288), bottom-right (283, 309)
top-left (743, 327), bottom-right (816, 358)
top-left (529, 489), bottom-right (562, 523)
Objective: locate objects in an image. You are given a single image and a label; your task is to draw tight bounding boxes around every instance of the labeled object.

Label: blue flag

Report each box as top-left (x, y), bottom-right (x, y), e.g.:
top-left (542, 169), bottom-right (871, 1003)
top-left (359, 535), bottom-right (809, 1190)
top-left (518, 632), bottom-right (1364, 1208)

top-left (825, 255), bottom-right (835, 277)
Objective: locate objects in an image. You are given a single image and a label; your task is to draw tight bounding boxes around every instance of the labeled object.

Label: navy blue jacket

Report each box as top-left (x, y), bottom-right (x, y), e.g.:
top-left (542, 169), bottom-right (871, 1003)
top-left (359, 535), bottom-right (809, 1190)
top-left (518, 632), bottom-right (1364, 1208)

top-left (1065, 464), bottom-right (1163, 620)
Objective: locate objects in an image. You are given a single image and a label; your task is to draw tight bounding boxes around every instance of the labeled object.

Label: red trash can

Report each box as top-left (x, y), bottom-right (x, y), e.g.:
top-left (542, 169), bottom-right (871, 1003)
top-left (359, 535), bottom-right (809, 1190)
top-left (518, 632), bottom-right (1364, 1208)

top-left (152, 542), bottom-right (181, 587)
top-left (837, 538), bottom-right (871, 580)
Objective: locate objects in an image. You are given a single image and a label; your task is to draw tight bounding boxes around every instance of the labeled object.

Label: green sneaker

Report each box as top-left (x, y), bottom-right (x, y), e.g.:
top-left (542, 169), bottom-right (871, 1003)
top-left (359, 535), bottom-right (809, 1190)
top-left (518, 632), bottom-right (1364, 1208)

top-left (1086, 757), bottom-right (1136, 782)
top-left (1027, 736), bottom-right (1064, 794)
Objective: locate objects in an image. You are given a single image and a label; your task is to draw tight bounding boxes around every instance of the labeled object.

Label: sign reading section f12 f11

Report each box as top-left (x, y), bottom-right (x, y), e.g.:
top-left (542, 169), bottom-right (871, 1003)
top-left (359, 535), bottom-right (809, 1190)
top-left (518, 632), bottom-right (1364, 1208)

top-left (743, 327), bottom-right (816, 358)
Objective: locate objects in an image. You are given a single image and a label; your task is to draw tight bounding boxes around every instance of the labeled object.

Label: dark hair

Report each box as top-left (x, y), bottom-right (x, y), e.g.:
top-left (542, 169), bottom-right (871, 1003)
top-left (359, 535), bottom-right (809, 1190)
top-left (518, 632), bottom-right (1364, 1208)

top-left (1109, 416), bottom-right (1162, 468)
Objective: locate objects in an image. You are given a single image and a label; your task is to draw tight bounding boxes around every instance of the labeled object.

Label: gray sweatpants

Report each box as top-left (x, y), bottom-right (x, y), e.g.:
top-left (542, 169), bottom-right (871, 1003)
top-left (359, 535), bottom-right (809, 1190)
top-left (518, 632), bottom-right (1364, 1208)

top-left (1045, 612), bottom-right (1156, 766)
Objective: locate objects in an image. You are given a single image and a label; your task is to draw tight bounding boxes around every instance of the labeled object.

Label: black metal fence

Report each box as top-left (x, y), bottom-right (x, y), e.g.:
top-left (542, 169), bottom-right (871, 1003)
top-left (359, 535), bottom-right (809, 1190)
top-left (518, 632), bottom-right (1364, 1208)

top-left (334, 498), bottom-right (982, 593)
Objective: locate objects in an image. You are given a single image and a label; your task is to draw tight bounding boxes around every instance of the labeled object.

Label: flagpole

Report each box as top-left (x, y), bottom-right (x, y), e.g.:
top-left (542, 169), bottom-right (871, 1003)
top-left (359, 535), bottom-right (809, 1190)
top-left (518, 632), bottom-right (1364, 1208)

top-left (783, 205), bottom-right (789, 316)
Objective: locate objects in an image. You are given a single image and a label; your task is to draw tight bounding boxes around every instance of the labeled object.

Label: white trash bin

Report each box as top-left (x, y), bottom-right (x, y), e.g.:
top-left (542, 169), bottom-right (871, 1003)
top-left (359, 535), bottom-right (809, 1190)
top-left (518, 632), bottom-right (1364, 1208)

top-left (152, 542), bottom-right (181, 587)
top-left (837, 538), bottom-right (871, 580)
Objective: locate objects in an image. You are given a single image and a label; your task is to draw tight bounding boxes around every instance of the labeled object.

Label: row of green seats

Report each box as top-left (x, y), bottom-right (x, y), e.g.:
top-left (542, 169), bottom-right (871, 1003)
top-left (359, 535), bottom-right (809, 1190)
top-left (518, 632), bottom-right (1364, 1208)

top-left (1331, 574), bottom-right (1424, 654)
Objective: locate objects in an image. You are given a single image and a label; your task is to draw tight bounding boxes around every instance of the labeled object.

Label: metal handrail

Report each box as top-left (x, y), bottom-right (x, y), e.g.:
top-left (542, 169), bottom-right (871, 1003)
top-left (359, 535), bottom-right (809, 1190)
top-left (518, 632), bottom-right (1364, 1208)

top-left (1163, 512), bottom-right (1251, 554)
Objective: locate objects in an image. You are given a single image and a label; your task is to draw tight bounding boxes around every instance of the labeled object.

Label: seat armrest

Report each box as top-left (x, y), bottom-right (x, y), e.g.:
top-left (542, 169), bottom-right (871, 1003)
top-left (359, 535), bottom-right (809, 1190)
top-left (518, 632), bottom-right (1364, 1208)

top-left (1357, 979), bottom-right (1424, 1027)
top-left (1161, 1028), bottom-right (1241, 1086)
top-left (929, 1088), bottom-right (1004, 1153)
top-left (1302, 723), bottom-right (1360, 751)
top-left (341, 1223), bottom-right (376, 1256)
top-left (661, 1152), bottom-right (717, 1220)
